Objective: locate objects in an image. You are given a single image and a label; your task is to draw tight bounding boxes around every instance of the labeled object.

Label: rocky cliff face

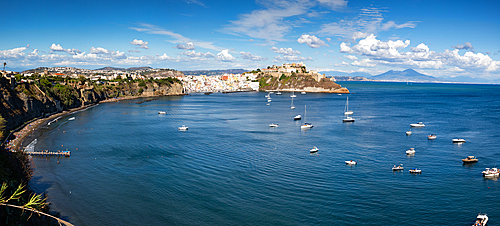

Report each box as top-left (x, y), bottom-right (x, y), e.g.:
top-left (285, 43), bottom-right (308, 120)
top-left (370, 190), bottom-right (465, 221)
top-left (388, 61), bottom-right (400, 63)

top-left (258, 73), bottom-right (349, 93)
top-left (0, 78), bottom-right (183, 131)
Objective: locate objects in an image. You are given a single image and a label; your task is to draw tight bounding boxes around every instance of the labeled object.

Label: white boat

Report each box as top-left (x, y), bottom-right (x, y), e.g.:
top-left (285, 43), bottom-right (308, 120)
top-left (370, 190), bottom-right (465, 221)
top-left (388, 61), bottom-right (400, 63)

top-left (68, 117), bottom-right (75, 121)
top-left (178, 125), bottom-right (189, 130)
top-left (301, 91), bottom-right (306, 95)
top-left (290, 89), bottom-right (297, 98)
top-left (406, 130), bottom-right (412, 135)
top-left (310, 146), bottom-right (318, 153)
top-left (268, 99), bottom-right (272, 102)
top-left (409, 168), bottom-right (422, 174)
top-left (266, 103), bottom-right (270, 105)
top-left (269, 91), bottom-right (274, 94)
top-left (269, 123), bottom-right (279, 127)
top-left (291, 96), bottom-right (295, 109)
top-left (406, 148), bottom-right (415, 155)
top-left (474, 214), bottom-right (488, 226)
top-left (276, 92), bottom-right (282, 95)
top-left (300, 105), bottom-right (313, 129)
top-left (482, 168), bottom-right (499, 178)
top-left (158, 111), bottom-right (166, 114)
top-left (276, 84), bottom-right (282, 95)
top-left (452, 138), bottom-right (466, 143)
top-left (428, 134), bottom-right (437, 140)
top-left (410, 122), bottom-right (425, 127)
top-left (342, 97), bottom-right (355, 122)
top-left (392, 164), bottom-right (404, 171)
top-left (294, 115), bottom-right (302, 120)
top-left (345, 160), bottom-right (357, 165)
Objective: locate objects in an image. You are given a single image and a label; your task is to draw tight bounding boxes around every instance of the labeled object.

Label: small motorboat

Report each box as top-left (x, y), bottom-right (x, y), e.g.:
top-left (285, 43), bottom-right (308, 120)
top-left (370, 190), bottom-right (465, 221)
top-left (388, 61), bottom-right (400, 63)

top-left (406, 130), bottom-right (412, 135)
top-left (392, 164), bottom-right (404, 171)
top-left (345, 160), bottom-right (357, 165)
top-left (409, 168), bottom-right (422, 174)
top-left (310, 146), bottom-right (318, 153)
top-left (406, 148), bottom-right (415, 155)
top-left (462, 156), bottom-right (478, 163)
top-left (68, 117), bottom-right (75, 121)
top-left (269, 123), bottom-right (279, 127)
top-left (294, 115), bottom-right (302, 120)
top-left (452, 138), bottom-right (466, 143)
top-left (482, 168), bottom-right (499, 178)
top-left (301, 91), bottom-right (306, 95)
top-left (268, 99), bottom-right (272, 102)
top-left (473, 213), bottom-right (488, 226)
top-left (410, 122), bottom-right (425, 127)
top-left (266, 103), bottom-right (270, 105)
top-left (276, 92), bottom-right (282, 95)
top-left (428, 134), bottom-right (436, 140)
top-left (158, 111), bottom-right (167, 114)
top-left (301, 123), bottom-right (313, 129)
top-left (178, 125), bottom-right (189, 131)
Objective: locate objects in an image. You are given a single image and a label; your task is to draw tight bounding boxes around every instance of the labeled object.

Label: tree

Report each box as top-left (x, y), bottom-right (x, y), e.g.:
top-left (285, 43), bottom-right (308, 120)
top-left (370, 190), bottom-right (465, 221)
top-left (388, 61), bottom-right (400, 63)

top-left (0, 182), bottom-right (73, 226)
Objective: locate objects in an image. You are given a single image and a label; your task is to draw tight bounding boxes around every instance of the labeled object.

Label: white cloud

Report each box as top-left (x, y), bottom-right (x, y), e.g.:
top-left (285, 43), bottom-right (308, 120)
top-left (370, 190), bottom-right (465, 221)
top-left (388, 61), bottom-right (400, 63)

top-left (334, 61), bottom-right (348, 66)
top-left (223, 0), bottom-right (347, 43)
top-left (352, 31), bottom-right (369, 41)
top-left (0, 45), bottom-right (29, 59)
top-left (49, 43), bottom-right (82, 55)
top-left (326, 38), bottom-right (331, 42)
top-left (344, 55), bottom-right (358, 60)
top-left (452, 42), bottom-right (474, 51)
top-left (180, 50), bottom-right (215, 58)
top-left (297, 34), bottom-right (328, 48)
top-left (130, 39), bottom-right (149, 49)
top-left (317, 0), bottom-right (348, 11)
top-left (130, 23), bottom-right (222, 51)
top-left (216, 50), bottom-right (235, 62)
top-left (338, 34), bottom-right (500, 73)
top-left (351, 59), bottom-right (375, 67)
top-left (240, 52), bottom-right (267, 61)
top-left (319, 7), bottom-right (417, 40)
top-left (273, 55), bottom-right (313, 62)
top-left (173, 42), bottom-right (195, 50)
top-left (270, 47), bottom-right (300, 56)
top-left (90, 47), bottom-right (110, 54)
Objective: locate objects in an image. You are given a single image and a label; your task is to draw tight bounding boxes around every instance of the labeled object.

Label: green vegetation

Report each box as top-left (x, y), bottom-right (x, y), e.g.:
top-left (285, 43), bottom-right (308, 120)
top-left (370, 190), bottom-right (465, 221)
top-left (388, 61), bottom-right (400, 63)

top-left (0, 115), bottom-right (5, 140)
top-left (279, 74), bottom-right (287, 81)
top-left (259, 77), bottom-right (271, 87)
top-left (138, 81), bottom-right (146, 87)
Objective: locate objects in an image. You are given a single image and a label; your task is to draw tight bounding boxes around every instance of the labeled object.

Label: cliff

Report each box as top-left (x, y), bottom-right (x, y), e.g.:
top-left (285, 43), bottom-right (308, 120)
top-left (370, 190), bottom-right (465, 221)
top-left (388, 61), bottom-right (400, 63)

top-left (258, 73), bottom-right (349, 93)
top-left (0, 77), bottom-right (183, 131)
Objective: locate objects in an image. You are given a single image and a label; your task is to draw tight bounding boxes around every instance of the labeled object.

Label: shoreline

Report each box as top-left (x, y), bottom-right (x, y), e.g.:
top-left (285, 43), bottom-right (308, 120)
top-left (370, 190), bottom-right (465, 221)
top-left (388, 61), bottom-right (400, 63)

top-left (5, 93), bottom-right (187, 152)
top-left (4, 104), bottom-right (97, 152)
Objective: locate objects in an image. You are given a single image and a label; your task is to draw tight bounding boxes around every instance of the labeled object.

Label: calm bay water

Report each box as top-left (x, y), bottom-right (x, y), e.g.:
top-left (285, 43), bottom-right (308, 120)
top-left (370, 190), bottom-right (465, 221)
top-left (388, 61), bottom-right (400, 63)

top-left (28, 82), bottom-right (500, 225)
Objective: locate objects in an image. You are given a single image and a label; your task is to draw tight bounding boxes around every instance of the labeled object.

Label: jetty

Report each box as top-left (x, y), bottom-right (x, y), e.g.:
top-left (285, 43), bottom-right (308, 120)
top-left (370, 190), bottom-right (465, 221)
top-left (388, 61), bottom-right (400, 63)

top-left (25, 151), bottom-right (71, 157)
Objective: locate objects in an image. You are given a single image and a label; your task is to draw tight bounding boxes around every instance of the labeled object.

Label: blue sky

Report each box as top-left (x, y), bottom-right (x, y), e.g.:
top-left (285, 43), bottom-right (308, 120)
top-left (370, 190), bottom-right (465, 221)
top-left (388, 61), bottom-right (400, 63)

top-left (1, 0), bottom-right (499, 81)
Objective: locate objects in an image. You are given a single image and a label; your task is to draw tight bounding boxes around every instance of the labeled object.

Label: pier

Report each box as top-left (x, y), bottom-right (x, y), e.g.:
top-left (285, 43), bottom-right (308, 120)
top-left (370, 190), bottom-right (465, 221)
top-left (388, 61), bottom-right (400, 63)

top-left (25, 151), bottom-right (71, 157)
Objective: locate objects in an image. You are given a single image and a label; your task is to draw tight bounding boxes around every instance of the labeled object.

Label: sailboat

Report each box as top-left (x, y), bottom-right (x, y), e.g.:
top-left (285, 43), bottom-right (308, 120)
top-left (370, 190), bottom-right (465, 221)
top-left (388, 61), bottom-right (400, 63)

top-left (291, 96), bottom-right (295, 109)
top-left (342, 97), bottom-right (355, 122)
top-left (301, 105), bottom-right (313, 129)
top-left (276, 83), bottom-right (282, 95)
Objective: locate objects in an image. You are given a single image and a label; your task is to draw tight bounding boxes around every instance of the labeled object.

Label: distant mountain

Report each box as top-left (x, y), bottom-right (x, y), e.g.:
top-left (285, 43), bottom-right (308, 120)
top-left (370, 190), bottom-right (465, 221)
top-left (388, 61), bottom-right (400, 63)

top-left (371, 69), bottom-right (442, 82)
top-left (321, 71), bottom-right (373, 78)
top-left (182, 69), bottom-right (247, 76)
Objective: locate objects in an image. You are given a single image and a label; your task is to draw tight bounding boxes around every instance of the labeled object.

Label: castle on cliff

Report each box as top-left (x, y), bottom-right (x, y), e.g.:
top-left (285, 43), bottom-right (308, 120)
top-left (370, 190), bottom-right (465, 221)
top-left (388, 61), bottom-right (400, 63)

top-left (260, 62), bottom-right (326, 82)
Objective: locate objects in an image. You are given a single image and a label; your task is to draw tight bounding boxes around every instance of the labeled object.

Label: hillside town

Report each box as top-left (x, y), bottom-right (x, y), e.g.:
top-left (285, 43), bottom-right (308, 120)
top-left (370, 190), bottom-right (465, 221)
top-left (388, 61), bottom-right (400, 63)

top-left (1, 62), bottom-right (333, 93)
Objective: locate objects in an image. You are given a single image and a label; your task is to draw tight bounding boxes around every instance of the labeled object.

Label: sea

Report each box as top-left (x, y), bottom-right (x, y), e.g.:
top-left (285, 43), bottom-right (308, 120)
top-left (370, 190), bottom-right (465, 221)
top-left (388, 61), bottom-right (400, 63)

top-left (25, 82), bottom-right (500, 226)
